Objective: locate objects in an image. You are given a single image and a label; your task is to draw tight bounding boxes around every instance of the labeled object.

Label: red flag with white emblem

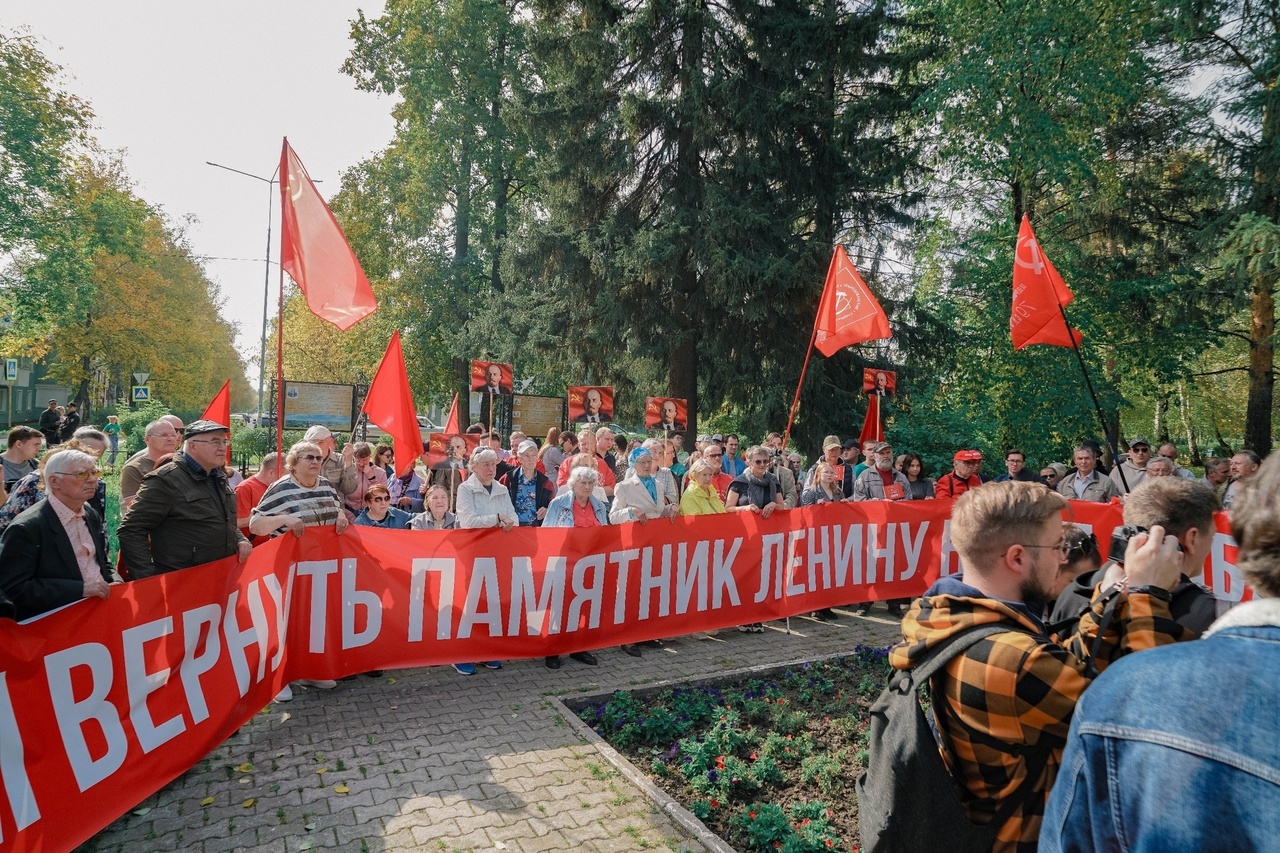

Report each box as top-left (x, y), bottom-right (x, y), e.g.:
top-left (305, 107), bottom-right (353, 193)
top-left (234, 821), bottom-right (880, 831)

top-left (813, 245), bottom-right (891, 356)
top-left (1011, 215), bottom-right (1082, 349)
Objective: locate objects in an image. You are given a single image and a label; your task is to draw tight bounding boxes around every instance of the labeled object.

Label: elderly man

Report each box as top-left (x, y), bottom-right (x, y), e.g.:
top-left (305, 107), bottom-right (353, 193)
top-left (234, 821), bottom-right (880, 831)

top-left (852, 442), bottom-right (911, 501)
top-left (0, 449), bottom-right (113, 619)
top-left (303, 425), bottom-right (357, 498)
top-left (120, 418), bottom-right (181, 512)
top-left (1057, 446), bottom-right (1121, 503)
top-left (235, 452), bottom-right (279, 543)
top-left (936, 450), bottom-right (986, 498)
top-left (1110, 437), bottom-right (1152, 493)
top-left (1156, 443), bottom-right (1197, 479)
top-left (1222, 450), bottom-right (1261, 509)
top-left (1144, 456), bottom-right (1175, 478)
top-left (119, 420), bottom-right (251, 579)
top-left (611, 447), bottom-right (679, 524)
top-left (1043, 454), bottom-right (1280, 851)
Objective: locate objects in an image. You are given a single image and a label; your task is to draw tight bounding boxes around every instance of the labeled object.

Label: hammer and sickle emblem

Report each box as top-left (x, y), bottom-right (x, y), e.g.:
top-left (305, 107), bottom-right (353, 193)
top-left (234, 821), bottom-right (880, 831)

top-left (1016, 234), bottom-right (1046, 276)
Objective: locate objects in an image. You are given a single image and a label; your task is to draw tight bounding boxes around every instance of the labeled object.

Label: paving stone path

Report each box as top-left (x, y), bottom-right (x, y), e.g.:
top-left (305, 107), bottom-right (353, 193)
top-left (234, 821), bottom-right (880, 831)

top-left (82, 610), bottom-right (904, 853)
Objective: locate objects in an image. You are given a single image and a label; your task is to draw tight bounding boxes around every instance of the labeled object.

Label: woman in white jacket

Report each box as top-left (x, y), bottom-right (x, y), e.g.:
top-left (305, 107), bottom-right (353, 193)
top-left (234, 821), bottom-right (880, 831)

top-left (449, 448), bottom-right (510, 675)
top-left (610, 447), bottom-right (679, 524)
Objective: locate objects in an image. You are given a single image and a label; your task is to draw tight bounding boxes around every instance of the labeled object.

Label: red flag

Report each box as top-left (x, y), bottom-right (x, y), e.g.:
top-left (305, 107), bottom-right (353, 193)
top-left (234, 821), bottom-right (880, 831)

top-left (857, 394), bottom-right (883, 447)
top-left (443, 393), bottom-right (460, 434)
top-left (814, 246), bottom-right (891, 357)
top-left (198, 380), bottom-right (233, 465)
top-left (1011, 215), bottom-right (1082, 349)
top-left (199, 381), bottom-right (231, 427)
top-left (279, 138), bottom-right (377, 331)
top-left (361, 332), bottom-right (424, 476)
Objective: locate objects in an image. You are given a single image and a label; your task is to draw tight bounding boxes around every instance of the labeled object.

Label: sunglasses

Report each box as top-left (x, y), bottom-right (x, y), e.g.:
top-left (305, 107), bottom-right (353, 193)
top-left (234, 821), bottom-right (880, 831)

top-left (298, 453), bottom-right (322, 462)
top-left (370, 496), bottom-right (391, 503)
top-left (705, 453), bottom-right (722, 458)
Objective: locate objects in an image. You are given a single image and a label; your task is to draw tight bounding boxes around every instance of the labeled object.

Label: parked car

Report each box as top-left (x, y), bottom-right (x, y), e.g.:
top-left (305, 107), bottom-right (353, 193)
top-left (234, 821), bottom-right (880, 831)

top-left (363, 414), bottom-right (439, 443)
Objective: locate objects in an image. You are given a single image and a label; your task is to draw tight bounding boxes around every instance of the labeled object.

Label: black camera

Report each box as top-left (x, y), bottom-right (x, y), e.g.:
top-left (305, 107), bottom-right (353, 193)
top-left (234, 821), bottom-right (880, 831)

top-left (1109, 525), bottom-right (1181, 564)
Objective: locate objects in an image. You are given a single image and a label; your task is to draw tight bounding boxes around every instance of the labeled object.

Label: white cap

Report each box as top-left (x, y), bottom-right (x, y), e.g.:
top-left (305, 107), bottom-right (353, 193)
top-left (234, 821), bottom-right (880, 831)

top-left (303, 425), bottom-right (332, 441)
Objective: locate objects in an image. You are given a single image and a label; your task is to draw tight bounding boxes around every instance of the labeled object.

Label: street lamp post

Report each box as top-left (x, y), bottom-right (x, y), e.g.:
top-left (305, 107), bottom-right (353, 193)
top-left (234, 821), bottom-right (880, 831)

top-left (206, 161), bottom-right (276, 424)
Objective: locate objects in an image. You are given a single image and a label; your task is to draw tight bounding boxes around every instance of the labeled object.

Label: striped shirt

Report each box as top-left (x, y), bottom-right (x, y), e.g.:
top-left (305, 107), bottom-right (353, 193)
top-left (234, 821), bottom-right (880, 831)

top-left (250, 476), bottom-right (342, 537)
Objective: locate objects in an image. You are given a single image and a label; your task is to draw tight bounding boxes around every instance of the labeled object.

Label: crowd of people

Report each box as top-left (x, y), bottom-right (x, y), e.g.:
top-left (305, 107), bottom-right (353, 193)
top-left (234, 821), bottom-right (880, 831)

top-left (0, 409), bottom-right (1276, 850)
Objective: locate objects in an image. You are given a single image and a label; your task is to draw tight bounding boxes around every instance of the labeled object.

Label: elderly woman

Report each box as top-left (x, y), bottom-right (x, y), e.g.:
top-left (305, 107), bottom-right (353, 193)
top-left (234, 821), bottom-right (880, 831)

top-left (679, 457), bottom-right (729, 515)
top-left (250, 441), bottom-right (350, 538)
top-left (499, 439), bottom-right (554, 527)
top-left (249, 440), bottom-right (348, 700)
top-left (353, 483), bottom-right (413, 528)
top-left (409, 485), bottom-right (457, 530)
top-left (725, 445), bottom-right (786, 518)
top-left (542, 466), bottom-right (638, 666)
top-left (544, 466), bottom-right (609, 527)
top-left (456, 448), bottom-right (517, 531)
top-left (801, 461), bottom-right (846, 506)
top-left (611, 447), bottom-right (679, 524)
top-left (344, 441), bottom-right (388, 518)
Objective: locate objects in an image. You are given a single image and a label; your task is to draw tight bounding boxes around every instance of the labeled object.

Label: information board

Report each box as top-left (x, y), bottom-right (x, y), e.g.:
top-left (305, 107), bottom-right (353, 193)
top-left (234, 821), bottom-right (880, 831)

top-left (282, 381), bottom-right (356, 432)
top-left (511, 394), bottom-right (565, 438)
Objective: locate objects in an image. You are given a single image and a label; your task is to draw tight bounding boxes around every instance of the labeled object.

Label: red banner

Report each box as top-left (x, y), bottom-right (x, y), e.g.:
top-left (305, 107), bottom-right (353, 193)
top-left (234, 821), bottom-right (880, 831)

top-left (0, 501), bottom-right (1249, 852)
top-left (567, 386), bottom-right (614, 425)
top-left (470, 360), bottom-right (513, 396)
top-left (645, 397), bottom-right (688, 432)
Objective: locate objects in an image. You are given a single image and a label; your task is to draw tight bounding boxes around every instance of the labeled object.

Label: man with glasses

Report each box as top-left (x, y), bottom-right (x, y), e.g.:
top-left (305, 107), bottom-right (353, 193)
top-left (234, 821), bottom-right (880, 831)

top-left (0, 449), bottom-right (114, 619)
top-left (692, 442), bottom-right (735, 502)
top-left (889, 481), bottom-right (1187, 851)
top-left (1110, 437), bottom-right (1152, 494)
top-left (120, 417), bottom-right (182, 513)
top-left (119, 420), bottom-right (251, 579)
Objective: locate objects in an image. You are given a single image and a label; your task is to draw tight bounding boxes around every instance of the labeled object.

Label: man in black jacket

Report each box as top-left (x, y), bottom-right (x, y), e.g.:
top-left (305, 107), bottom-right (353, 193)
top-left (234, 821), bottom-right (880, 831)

top-left (0, 448), bottom-right (113, 620)
top-left (118, 420), bottom-right (251, 579)
top-left (38, 399), bottom-right (61, 447)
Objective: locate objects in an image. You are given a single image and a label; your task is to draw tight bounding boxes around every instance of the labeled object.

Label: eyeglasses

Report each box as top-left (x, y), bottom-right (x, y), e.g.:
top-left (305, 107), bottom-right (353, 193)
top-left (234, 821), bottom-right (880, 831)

top-left (1130, 446), bottom-right (1151, 453)
top-left (56, 468), bottom-right (102, 481)
top-left (1021, 538), bottom-right (1069, 556)
top-left (705, 453), bottom-right (722, 458)
top-left (370, 496), bottom-right (391, 503)
top-left (750, 459), bottom-right (768, 466)
top-left (297, 453), bottom-right (322, 462)
top-left (190, 438), bottom-right (231, 447)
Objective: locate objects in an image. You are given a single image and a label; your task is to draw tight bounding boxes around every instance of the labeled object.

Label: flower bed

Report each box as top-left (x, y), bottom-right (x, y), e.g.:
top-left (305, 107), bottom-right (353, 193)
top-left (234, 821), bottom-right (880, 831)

top-left (568, 647), bottom-right (893, 852)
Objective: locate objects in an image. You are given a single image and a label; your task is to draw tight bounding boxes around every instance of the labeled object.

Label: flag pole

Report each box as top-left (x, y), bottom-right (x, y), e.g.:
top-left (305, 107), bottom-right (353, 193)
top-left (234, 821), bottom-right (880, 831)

top-left (1056, 303), bottom-right (1129, 492)
top-left (781, 321), bottom-right (819, 453)
top-left (275, 263), bottom-right (286, 461)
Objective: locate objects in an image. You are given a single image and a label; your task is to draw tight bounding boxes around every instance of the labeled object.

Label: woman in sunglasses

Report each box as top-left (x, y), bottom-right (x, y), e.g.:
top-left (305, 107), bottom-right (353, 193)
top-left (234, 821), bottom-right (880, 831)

top-left (249, 440), bottom-right (349, 702)
top-left (250, 441), bottom-right (350, 538)
top-left (352, 483), bottom-right (413, 529)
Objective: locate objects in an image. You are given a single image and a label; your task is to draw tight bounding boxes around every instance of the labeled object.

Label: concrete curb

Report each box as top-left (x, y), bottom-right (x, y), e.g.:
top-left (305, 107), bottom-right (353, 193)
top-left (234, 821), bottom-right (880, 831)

top-left (551, 649), bottom-right (868, 853)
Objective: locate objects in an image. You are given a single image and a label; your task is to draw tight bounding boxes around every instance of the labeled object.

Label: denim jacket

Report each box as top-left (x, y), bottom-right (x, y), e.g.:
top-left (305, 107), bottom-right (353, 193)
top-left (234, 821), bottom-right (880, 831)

top-left (1041, 597), bottom-right (1280, 852)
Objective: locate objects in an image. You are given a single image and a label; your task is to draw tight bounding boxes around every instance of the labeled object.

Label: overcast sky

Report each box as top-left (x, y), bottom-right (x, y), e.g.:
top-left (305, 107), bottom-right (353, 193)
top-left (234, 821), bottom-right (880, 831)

top-left (5, 2), bottom-right (398, 396)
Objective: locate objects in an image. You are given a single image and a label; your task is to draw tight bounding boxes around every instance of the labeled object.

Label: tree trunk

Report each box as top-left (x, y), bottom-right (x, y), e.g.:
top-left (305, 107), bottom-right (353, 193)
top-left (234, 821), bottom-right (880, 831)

top-left (1178, 379), bottom-right (1201, 466)
top-left (1153, 387), bottom-right (1170, 444)
top-left (1244, 60), bottom-right (1278, 453)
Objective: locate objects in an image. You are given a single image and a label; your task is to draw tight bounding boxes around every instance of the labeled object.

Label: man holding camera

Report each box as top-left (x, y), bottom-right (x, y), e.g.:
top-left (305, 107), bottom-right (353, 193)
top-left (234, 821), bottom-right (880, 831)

top-left (890, 481), bottom-right (1187, 852)
top-left (1043, 454), bottom-right (1280, 851)
top-left (1050, 476), bottom-right (1220, 637)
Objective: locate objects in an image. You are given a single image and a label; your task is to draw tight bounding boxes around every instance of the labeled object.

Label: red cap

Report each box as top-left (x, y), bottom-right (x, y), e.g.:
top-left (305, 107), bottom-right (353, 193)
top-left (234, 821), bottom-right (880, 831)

top-left (954, 450), bottom-right (982, 462)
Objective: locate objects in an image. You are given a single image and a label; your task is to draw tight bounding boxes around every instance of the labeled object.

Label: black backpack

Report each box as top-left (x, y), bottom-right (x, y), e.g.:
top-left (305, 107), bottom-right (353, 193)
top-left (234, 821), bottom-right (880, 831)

top-left (856, 625), bottom-right (1054, 853)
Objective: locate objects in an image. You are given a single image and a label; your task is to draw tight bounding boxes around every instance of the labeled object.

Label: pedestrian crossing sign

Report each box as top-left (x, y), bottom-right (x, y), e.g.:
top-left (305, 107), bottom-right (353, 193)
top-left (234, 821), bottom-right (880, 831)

top-left (132, 385), bottom-right (150, 402)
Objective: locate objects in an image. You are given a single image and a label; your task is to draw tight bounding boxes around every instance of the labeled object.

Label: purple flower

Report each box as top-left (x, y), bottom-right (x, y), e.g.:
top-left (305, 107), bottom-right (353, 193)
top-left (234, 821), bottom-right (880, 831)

top-left (707, 769), bottom-right (718, 782)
